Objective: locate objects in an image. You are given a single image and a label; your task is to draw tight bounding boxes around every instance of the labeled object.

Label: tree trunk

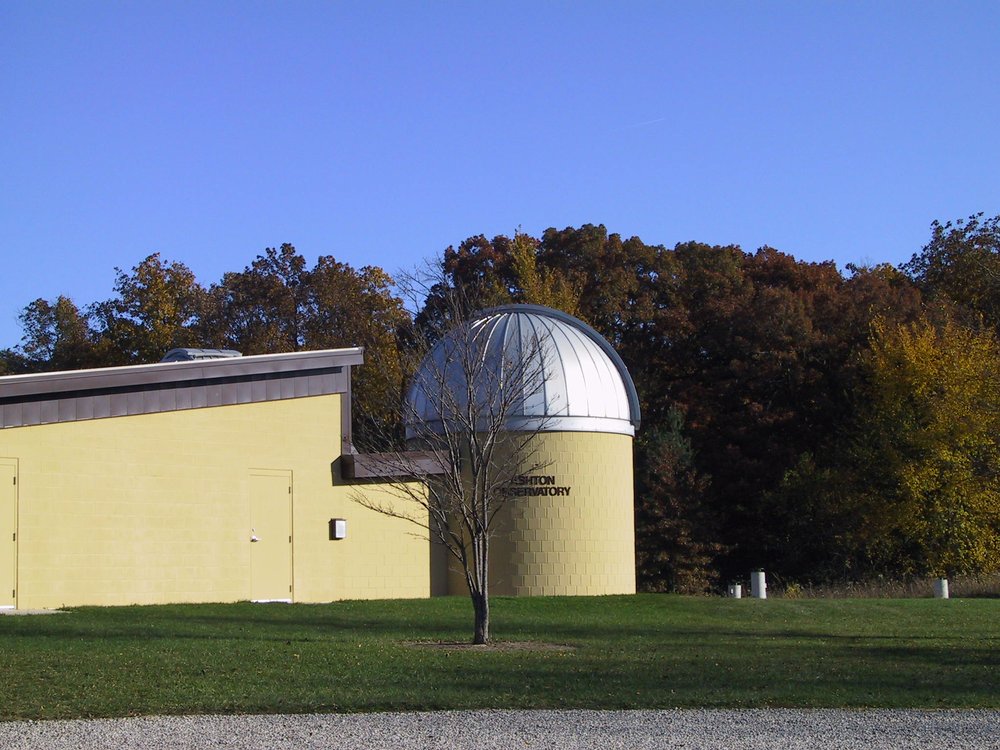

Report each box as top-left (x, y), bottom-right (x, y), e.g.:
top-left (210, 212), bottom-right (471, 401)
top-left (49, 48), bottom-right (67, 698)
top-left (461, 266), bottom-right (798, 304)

top-left (471, 588), bottom-right (490, 644)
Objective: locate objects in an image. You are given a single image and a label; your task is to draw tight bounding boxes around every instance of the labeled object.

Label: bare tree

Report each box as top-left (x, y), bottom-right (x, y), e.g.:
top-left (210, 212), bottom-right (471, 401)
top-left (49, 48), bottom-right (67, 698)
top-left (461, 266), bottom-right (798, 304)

top-left (348, 282), bottom-right (553, 644)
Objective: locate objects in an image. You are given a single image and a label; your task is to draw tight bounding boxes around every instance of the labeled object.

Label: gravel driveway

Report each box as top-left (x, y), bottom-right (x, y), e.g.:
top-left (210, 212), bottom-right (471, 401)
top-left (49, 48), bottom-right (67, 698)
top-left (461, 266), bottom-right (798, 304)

top-left (1, 709), bottom-right (997, 749)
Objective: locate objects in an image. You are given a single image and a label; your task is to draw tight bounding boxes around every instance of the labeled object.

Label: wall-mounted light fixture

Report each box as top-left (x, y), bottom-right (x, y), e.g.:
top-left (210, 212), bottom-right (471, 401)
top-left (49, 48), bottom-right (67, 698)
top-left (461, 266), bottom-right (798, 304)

top-left (329, 518), bottom-right (347, 540)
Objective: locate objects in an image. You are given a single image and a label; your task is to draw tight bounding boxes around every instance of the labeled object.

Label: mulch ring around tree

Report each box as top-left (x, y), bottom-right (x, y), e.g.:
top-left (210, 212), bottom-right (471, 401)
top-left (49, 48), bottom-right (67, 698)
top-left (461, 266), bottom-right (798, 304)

top-left (403, 640), bottom-right (576, 653)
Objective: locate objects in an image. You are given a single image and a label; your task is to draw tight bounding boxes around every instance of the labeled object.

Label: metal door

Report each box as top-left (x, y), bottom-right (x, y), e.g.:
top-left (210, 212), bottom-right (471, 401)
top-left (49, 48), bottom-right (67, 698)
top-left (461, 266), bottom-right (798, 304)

top-left (0, 460), bottom-right (17, 608)
top-left (249, 470), bottom-right (292, 602)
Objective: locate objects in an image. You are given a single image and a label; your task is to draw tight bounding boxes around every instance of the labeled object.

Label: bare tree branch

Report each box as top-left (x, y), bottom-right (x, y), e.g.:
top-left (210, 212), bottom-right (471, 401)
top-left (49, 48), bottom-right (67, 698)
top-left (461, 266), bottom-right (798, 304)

top-left (349, 269), bottom-right (554, 643)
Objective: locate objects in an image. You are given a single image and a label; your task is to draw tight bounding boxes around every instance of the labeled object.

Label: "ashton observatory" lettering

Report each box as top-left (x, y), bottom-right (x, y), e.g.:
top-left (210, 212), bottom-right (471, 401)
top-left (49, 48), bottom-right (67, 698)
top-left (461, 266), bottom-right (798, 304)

top-left (501, 475), bottom-right (572, 497)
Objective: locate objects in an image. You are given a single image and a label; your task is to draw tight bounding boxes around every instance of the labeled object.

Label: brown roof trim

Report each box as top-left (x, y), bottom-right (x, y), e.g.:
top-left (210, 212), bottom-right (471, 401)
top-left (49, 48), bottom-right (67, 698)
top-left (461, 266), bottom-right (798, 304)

top-left (0, 348), bottom-right (365, 430)
top-left (0, 348), bottom-right (364, 400)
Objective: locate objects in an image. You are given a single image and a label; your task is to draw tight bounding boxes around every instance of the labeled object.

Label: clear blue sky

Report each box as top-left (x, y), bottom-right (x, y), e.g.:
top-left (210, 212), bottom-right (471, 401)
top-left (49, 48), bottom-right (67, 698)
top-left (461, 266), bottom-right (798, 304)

top-left (2, 1), bottom-right (998, 349)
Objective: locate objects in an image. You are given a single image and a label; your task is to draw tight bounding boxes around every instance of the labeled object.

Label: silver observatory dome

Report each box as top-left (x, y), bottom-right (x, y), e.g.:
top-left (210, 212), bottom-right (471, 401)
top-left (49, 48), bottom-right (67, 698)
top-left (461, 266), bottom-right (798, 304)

top-left (406, 304), bottom-right (640, 438)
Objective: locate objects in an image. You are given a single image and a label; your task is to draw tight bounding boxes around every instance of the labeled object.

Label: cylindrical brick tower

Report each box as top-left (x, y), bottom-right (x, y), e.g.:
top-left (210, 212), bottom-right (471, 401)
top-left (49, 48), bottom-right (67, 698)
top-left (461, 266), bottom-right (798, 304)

top-left (408, 304), bottom-right (640, 597)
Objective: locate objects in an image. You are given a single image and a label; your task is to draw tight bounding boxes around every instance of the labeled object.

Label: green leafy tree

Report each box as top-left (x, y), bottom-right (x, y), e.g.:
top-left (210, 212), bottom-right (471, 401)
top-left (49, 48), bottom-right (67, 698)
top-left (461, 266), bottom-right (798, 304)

top-left (760, 452), bottom-right (864, 582)
top-left (302, 258), bottom-right (410, 443)
top-left (415, 227), bottom-right (929, 584)
top-left (851, 315), bottom-right (1000, 577)
top-left (416, 230), bottom-right (584, 337)
top-left (758, 262), bottom-right (928, 583)
top-left (904, 213), bottom-right (1000, 329)
top-left (200, 245), bottom-right (409, 438)
top-left (93, 254), bottom-right (205, 364)
top-left (199, 244), bottom-right (308, 354)
top-left (538, 224), bottom-right (664, 346)
top-left (634, 409), bottom-right (721, 593)
top-left (508, 231), bottom-right (581, 314)
top-left (17, 295), bottom-right (105, 371)
top-left (0, 349), bottom-right (29, 376)
top-left (629, 244), bottom-right (864, 577)
top-left (415, 235), bottom-right (517, 333)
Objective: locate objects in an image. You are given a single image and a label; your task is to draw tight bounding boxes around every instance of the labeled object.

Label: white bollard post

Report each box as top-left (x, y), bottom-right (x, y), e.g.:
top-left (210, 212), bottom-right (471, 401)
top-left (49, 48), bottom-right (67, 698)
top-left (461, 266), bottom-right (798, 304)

top-left (933, 578), bottom-right (949, 599)
top-left (750, 570), bottom-right (767, 599)
top-left (728, 583), bottom-right (742, 599)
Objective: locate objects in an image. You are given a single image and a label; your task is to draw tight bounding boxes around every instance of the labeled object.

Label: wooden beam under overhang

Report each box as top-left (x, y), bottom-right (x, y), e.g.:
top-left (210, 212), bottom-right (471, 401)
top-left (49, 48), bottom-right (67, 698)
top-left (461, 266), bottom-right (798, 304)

top-left (342, 451), bottom-right (447, 479)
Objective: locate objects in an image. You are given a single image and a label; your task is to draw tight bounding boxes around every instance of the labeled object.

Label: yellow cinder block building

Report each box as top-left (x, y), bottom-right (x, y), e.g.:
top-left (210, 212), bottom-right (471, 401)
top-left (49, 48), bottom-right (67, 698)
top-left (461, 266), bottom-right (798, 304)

top-left (0, 304), bottom-right (639, 610)
top-left (0, 349), bottom-right (428, 610)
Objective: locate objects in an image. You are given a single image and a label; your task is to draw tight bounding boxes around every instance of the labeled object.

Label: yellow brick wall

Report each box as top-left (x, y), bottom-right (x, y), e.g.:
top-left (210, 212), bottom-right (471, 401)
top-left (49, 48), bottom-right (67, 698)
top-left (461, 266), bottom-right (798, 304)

top-left (443, 430), bottom-right (636, 597)
top-left (0, 395), bottom-right (428, 609)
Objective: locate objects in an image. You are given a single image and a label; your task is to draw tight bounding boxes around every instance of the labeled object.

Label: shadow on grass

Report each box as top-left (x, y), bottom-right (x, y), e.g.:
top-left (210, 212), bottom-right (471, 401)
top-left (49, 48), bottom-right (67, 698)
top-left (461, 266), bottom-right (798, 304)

top-left (2, 597), bottom-right (998, 716)
top-left (3, 596), bottom-right (995, 649)
top-left (4, 597), bottom-right (994, 652)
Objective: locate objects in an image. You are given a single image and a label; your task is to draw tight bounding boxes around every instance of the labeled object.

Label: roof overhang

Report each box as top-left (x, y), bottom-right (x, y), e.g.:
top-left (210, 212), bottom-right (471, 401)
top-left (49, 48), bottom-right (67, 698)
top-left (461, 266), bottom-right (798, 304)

top-left (341, 451), bottom-right (448, 480)
top-left (0, 348), bottom-right (365, 432)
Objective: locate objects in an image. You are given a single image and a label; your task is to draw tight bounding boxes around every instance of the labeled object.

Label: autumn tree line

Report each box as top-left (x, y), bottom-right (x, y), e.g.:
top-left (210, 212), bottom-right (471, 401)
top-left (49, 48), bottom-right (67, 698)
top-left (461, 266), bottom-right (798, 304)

top-left (3, 214), bottom-right (999, 591)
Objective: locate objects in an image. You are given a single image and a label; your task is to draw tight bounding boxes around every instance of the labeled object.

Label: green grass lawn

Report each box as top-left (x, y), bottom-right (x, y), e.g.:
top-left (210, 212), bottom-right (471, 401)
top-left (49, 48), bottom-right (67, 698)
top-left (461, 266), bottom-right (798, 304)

top-left (0, 594), bottom-right (997, 720)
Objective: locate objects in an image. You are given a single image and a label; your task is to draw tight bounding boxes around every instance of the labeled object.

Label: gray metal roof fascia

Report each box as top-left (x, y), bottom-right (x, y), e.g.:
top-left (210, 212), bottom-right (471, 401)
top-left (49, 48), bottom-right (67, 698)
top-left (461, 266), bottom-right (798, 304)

top-left (417, 414), bottom-right (636, 437)
top-left (0, 347), bottom-right (365, 400)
